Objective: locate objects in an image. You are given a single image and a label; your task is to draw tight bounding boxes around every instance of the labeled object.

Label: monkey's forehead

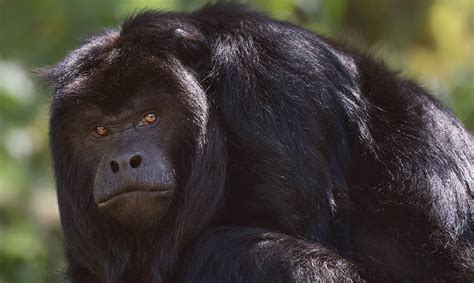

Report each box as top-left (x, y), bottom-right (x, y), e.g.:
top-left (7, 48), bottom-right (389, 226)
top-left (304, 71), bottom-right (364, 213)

top-left (46, 42), bottom-right (182, 106)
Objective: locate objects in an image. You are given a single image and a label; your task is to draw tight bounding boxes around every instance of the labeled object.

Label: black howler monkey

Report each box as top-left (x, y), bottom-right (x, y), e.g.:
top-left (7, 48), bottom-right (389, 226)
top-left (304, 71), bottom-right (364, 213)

top-left (43, 3), bottom-right (473, 282)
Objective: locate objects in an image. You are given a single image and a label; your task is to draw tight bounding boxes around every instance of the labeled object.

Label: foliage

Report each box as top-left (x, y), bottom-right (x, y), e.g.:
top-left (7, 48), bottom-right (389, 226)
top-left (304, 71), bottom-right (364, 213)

top-left (0, 0), bottom-right (472, 281)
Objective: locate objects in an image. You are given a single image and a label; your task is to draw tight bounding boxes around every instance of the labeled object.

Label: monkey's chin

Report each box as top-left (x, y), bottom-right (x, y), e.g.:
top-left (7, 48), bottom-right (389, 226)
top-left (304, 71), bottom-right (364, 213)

top-left (97, 190), bottom-right (174, 226)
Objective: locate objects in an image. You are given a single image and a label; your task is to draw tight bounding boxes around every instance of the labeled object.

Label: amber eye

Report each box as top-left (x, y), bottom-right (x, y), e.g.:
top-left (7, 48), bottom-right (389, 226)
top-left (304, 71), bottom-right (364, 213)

top-left (138, 113), bottom-right (159, 126)
top-left (92, 126), bottom-right (109, 138)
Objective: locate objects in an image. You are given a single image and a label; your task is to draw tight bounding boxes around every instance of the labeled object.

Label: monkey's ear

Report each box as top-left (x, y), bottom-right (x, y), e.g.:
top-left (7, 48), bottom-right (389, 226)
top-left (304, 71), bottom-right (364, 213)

top-left (171, 28), bottom-right (210, 70)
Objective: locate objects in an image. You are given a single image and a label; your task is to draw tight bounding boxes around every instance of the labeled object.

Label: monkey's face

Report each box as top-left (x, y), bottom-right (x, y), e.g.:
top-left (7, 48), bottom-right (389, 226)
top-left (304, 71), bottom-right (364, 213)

top-left (88, 97), bottom-right (177, 227)
top-left (50, 56), bottom-right (204, 227)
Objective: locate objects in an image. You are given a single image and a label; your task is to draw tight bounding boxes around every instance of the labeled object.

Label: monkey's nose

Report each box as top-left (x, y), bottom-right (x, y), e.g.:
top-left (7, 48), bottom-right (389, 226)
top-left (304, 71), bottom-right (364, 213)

top-left (109, 154), bottom-right (142, 173)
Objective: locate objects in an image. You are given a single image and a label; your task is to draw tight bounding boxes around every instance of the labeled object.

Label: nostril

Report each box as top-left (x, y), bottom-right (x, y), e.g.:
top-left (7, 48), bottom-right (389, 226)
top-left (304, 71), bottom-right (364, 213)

top-left (130, 155), bottom-right (142, 169)
top-left (110, 161), bottom-right (119, 173)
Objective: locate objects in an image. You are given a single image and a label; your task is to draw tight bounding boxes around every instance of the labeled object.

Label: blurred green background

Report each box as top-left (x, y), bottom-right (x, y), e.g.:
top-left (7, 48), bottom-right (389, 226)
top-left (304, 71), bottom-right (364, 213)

top-left (0, 0), bottom-right (472, 282)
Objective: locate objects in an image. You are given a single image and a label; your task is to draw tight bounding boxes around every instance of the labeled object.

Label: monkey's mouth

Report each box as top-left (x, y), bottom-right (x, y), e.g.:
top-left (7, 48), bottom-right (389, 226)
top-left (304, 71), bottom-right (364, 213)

top-left (97, 188), bottom-right (174, 207)
top-left (95, 187), bottom-right (175, 226)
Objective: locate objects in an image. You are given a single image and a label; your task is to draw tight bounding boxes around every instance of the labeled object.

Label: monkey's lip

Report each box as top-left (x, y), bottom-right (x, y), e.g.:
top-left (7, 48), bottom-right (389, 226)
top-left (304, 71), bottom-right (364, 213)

top-left (96, 188), bottom-right (174, 207)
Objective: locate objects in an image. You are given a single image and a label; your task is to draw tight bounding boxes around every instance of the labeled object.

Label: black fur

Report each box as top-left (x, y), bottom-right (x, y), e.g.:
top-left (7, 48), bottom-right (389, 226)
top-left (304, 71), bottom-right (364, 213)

top-left (45, 3), bottom-right (473, 282)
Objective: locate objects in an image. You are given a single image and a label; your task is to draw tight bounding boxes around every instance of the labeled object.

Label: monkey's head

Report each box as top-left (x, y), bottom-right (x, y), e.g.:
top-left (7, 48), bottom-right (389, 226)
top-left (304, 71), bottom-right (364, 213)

top-left (45, 19), bottom-right (212, 228)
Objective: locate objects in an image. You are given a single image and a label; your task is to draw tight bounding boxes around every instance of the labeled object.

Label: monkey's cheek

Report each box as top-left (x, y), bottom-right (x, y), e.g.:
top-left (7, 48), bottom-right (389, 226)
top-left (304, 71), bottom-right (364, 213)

top-left (97, 190), bottom-right (173, 226)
